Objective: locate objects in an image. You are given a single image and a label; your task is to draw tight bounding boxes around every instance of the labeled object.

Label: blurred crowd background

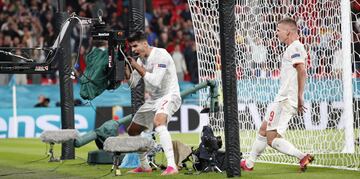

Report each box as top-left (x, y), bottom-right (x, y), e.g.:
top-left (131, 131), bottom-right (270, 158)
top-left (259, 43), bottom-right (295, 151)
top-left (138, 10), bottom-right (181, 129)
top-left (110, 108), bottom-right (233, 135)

top-left (0, 0), bottom-right (359, 87)
top-left (0, 0), bottom-right (199, 86)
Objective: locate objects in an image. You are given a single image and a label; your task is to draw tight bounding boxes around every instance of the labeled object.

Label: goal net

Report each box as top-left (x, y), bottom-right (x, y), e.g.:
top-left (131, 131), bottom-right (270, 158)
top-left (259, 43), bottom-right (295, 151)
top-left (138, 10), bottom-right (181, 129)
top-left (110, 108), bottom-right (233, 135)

top-left (188, 0), bottom-right (360, 170)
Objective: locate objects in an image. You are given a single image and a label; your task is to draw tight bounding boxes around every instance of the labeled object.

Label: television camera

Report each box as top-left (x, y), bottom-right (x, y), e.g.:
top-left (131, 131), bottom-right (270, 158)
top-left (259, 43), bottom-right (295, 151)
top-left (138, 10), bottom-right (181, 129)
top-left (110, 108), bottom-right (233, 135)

top-left (90, 19), bottom-right (127, 89)
top-left (194, 126), bottom-right (223, 173)
top-left (202, 132), bottom-right (222, 153)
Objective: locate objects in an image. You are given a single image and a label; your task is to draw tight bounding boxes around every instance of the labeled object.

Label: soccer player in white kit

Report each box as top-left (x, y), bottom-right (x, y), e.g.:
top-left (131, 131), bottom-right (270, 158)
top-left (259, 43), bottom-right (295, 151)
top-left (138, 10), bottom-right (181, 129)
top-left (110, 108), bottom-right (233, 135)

top-left (240, 17), bottom-right (314, 172)
top-left (124, 31), bottom-right (181, 175)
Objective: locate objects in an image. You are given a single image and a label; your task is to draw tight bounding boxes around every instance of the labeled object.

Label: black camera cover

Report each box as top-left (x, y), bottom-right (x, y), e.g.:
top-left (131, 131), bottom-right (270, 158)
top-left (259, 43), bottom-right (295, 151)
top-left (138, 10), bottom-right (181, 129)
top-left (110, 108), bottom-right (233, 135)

top-left (199, 126), bottom-right (222, 160)
top-left (191, 126), bottom-right (226, 172)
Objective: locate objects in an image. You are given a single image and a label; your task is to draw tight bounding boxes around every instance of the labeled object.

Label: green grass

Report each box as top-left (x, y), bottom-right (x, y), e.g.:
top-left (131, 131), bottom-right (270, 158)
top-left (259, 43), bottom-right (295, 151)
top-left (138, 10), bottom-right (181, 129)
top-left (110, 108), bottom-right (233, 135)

top-left (0, 133), bottom-right (359, 179)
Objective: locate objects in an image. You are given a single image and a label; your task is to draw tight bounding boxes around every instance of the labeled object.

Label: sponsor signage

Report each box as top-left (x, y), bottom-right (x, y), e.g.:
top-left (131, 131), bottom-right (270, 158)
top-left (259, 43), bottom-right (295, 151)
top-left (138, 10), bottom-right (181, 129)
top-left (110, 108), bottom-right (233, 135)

top-left (111, 105), bottom-right (210, 133)
top-left (0, 107), bottom-right (95, 138)
top-left (1, 102), bottom-right (351, 139)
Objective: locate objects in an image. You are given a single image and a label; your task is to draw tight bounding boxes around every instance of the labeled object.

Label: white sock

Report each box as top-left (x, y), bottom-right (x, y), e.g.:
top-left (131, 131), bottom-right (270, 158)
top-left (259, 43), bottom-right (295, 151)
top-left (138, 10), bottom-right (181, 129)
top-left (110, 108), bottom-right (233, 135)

top-left (139, 152), bottom-right (151, 169)
top-left (155, 125), bottom-right (176, 169)
top-left (271, 138), bottom-right (306, 159)
top-left (246, 134), bottom-right (267, 168)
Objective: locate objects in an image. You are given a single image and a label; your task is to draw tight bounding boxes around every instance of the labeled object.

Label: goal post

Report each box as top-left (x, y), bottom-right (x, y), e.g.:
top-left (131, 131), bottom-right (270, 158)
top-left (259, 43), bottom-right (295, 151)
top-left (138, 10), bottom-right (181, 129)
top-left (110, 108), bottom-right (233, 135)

top-left (188, 0), bottom-right (360, 170)
top-left (341, 0), bottom-right (355, 153)
top-left (219, 0), bottom-right (241, 177)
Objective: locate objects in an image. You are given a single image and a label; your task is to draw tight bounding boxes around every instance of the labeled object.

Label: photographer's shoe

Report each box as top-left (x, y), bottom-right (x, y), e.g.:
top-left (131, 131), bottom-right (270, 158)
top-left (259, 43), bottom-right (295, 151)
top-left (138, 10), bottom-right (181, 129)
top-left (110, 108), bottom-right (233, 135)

top-left (161, 166), bottom-right (178, 175)
top-left (240, 159), bottom-right (253, 171)
top-left (127, 167), bottom-right (152, 174)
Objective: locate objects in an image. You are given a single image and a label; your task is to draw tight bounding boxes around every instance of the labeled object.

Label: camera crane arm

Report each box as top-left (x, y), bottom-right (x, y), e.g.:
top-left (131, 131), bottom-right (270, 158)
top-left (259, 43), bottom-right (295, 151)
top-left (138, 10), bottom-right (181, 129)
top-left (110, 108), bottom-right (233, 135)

top-left (0, 48), bottom-right (35, 62)
top-left (0, 14), bottom-right (101, 74)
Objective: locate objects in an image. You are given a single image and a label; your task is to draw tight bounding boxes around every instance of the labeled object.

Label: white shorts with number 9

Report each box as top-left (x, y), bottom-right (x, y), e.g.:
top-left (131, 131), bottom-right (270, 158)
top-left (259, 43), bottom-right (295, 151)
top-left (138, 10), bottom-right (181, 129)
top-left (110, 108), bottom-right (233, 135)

top-left (265, 100), bottom-right (297, 136)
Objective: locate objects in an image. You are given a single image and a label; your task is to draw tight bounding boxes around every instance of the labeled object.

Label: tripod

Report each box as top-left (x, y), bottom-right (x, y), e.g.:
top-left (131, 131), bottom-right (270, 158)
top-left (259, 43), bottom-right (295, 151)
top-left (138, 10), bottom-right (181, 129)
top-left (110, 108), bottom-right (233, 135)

top-left (48, 143), bottom-right (60, 162)
top-left (111, 152), bottom-right (122, 176)
top-left (203, 151), bottom-right (222, 173)
top-left (146, 143), bottom-right (163, 170)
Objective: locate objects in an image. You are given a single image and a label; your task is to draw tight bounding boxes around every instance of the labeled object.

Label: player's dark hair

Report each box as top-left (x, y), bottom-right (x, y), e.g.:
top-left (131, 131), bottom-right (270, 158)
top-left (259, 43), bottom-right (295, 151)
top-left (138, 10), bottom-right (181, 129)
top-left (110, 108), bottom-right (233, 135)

top-left (128, 31), bottom-right (147, 42)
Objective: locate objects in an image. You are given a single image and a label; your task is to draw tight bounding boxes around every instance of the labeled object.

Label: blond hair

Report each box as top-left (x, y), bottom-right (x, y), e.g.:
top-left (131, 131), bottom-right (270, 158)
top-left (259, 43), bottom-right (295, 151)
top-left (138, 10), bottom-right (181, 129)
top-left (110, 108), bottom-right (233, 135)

top-left (278, 17), bottom-right (298, 32)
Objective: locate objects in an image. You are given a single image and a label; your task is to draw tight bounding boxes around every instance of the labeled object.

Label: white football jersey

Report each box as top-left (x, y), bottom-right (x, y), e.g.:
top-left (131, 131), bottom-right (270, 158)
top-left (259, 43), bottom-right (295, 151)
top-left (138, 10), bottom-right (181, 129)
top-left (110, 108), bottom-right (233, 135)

top-left (129, 47), bottom-right (181, 101)
top-left (274, 40), bottom-right (307, 107)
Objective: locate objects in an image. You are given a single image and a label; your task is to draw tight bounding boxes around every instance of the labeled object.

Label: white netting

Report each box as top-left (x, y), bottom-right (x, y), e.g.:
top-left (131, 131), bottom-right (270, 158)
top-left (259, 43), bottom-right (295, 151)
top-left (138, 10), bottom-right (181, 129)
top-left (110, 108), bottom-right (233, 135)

top-left (188, 0), bottom-right (360, 170)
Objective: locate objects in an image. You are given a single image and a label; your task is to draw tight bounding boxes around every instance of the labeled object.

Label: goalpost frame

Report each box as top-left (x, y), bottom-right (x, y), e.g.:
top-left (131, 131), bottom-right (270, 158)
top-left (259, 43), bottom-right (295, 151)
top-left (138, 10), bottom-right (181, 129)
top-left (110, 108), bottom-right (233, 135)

top-left (219, 0), bottom-right (241, 177)
top-left (341, 0), bottom-right (355, 153)
top-left (129, 0), bottom-right (146, 115)
top-left (188, 0), bottom-right (360, 172)
top-left (56, 0), bottom-right (75, 160)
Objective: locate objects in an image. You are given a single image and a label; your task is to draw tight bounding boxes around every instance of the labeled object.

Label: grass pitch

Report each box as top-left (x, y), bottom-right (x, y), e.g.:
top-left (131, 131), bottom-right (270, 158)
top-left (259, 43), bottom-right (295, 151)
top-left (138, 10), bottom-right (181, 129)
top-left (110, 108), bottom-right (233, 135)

top-left (0, 133), bottom-right (359, 179)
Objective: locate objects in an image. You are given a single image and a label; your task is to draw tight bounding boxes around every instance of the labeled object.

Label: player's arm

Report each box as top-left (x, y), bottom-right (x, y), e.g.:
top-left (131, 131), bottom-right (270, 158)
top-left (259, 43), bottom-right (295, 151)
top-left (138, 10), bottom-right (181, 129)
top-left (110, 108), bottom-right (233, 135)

top-left (291, 44), bottom-right (308, 114)
top-left (142, 55), bottom-right (169, 88)
top-left (128, 55), bottom-right (168, 88)
top-left (294, 63), bottom-right (307, 114)
top-left (143, 61), bottom-right (168, 88)
top-left (128, 56), bottom-right (146, 76)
